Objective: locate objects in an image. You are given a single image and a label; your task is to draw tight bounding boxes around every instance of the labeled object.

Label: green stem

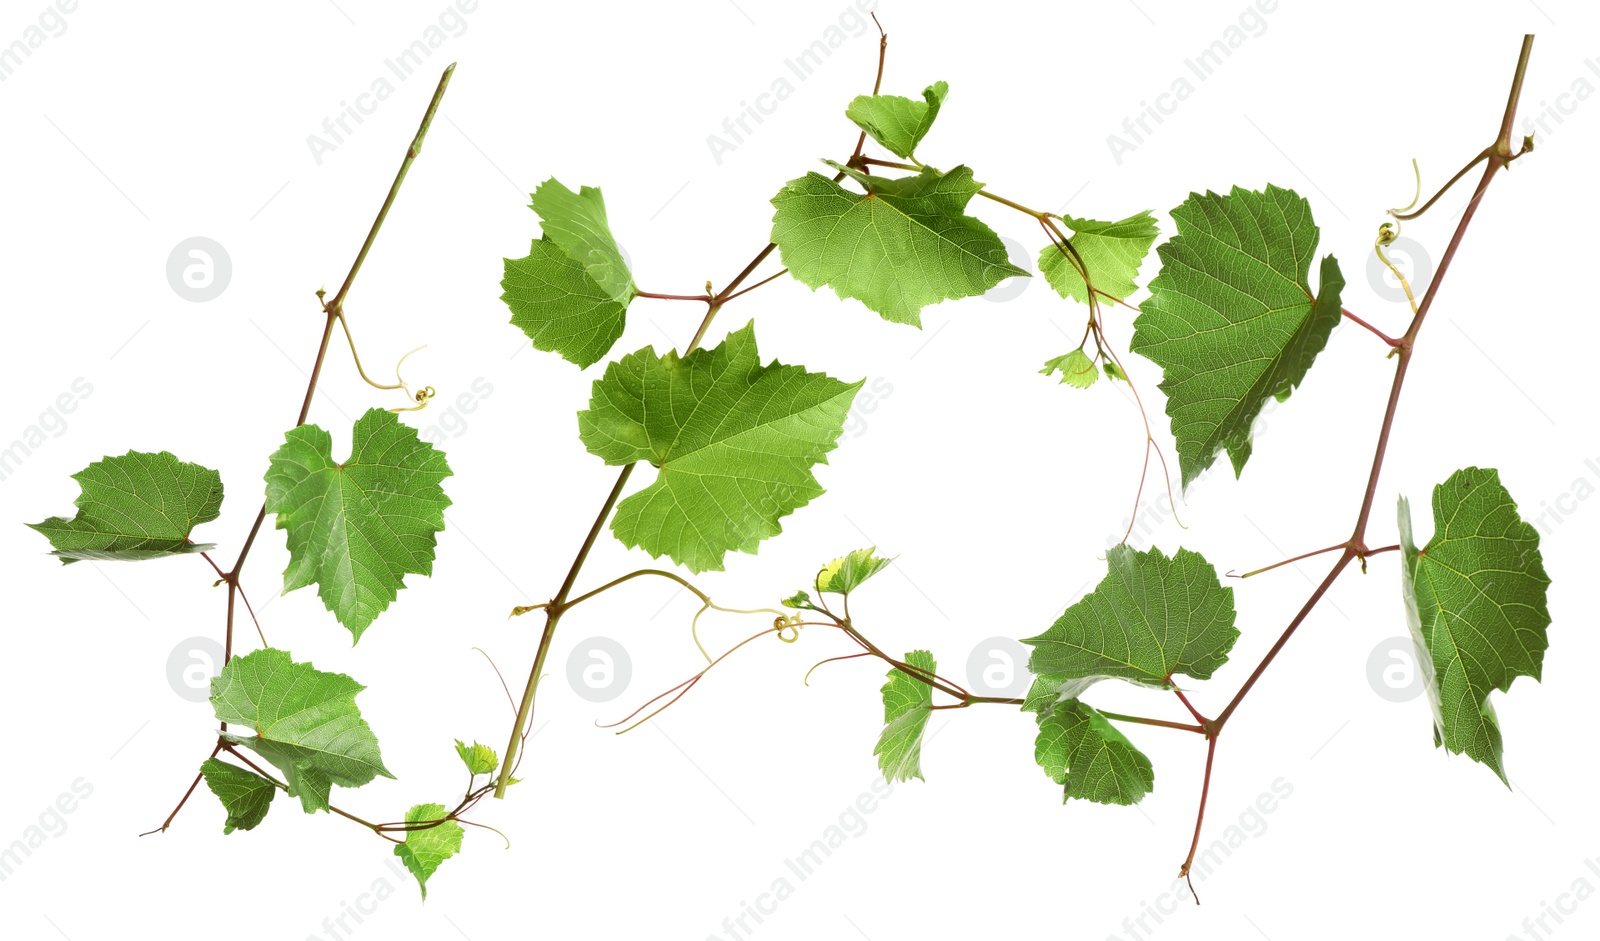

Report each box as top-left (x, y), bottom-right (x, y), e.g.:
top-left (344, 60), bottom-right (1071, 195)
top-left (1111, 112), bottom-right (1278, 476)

top-left (562, 569), bottom-right (711, 611)
top-left (328, 63), bottom-right (455, 313)
top-left (1100, 711), bottom-right (1206, 735)
top-left (493, 462), bottom-right (637, 797)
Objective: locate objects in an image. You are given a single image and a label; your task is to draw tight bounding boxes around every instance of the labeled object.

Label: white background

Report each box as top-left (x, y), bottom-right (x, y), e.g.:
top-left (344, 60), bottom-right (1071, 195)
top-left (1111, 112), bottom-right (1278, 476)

top-left (0, 1), bottom-right (1595, 939)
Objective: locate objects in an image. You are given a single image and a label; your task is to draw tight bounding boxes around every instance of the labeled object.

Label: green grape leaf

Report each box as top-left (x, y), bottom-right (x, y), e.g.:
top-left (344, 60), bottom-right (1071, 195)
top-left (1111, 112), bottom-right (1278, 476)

top-left (781, 589), bottom-right (816, 610)
top-left (211, 648), bottom-right (394, 813)
top-left (770, 162), bottom-right (1027, 327)
top-left (578, 322), bottom-right (861, 573)
top-left (845, 80), bottom-right (949, 158)
top-left (1398, 467), bottom-right (1551, 784)
top-left (1034, 700), bottom-right (1154, 805)
top-left (453, 740), bottom-right (498, 776)
top-left (1103, 361), bottom-right (1126, 383)
top-left (1039, 211), bottom-right (1160, 305)
top-left (199, 758), bottom-right (276, 834)
top-left (501, 178), bottom-right (638, 368)
top-left (1022, 545), bottom-right (1238, 712)
top-left (817, 547), bottom-right (892, 593)
top-left (27, 450), bottom-right (223, 563)
top-left (393, 803), bottom-right (464, 900)
top-left (1130, 185), bottom-right (1345, 489)
top-left (265, 408), bottom-right (453, 641)
top-left (1041, 349), bottom-right (1099, 389)
top-left (875, 650), bottom-right (937, 782)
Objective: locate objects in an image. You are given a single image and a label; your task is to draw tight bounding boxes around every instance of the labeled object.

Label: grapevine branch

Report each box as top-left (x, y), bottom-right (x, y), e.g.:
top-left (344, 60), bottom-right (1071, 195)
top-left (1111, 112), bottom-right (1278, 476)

top-left (1165, 34), bottom-right (1537, 898)
top-left (748, 32), bottom-right (1537, 907)
top-left (472, 23), bottom-right (1540, 905)
top-left (141, 63), bottom-right (458, 838)
top-left (491, 15), bottom-right (896, 798)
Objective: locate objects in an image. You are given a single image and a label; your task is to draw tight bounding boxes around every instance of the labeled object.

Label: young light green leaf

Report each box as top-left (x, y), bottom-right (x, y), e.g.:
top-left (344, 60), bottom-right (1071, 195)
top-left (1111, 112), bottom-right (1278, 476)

top-left (501, 178), bottom-right (638, 368)
top-left (578, 322), bottom-right (861, 573)
top-left (211, 648), bottom-right (394, 813)
top-left (875, 650), bottom-right (937, 782)
top-left (28, 450), bottom-right (223, 562)
top-left (1041, 349), bottom-right (1098, 389)
top-left (265, 408), bottom-right (453, 642)
top-left (817, 547), bottom-right (892, 594)
top-left (770, 163), bottom-right (1026, 327)
top-left (1022, 545), bottom-right (1238, 712)
top-left (1131, 185), bottom-right (1345, 489)
top-left (453, 740), bottom-right (498, 776)
top-left (393, 803), bottom-right (464, 900)
top-left (1038, 211), bottom-right (1160, 306)
top-left (1398, 467), bottom-right (1551, 784)
top-left (1034, 700), bottom-right (1154, 805)
top-left (1103, 361), bottom-right (1126, 383)
top-left (781, 589), bottom-right (817, 610)
top-left (845, 80), bottom-right (949, 158)
top-left (199, 758), bottom-right (276, 834)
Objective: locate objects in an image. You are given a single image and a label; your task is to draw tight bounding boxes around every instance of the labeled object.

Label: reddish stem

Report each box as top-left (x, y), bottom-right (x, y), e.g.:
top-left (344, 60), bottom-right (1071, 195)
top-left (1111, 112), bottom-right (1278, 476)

top-left (1341, 307), bottom-right (1403, 348)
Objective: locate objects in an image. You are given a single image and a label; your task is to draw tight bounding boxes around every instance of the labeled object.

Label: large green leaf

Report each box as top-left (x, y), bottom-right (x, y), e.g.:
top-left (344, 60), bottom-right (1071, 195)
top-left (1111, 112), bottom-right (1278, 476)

top-left (845, 80), bottom-right (948, 158)
top-left (1398, 467), bottom-right (1551, 784)
top-left (1039, 211), bottom-right (1160, 306)
top-left (199, 758), bottom-right (276, 834)
top-left (501, 178), bottom-right (638, 368)
top-left (1131, 185), bottom-right (1345, 489)
top-left (265, 408), bottom-right (452, 641)
top-left (770, 162), bottom-right (1026, 327)
top-left (211, 648), bottom-right (394, 813)
top-left (1022, 545), bottom-right (1238, 712)
top-left (577, 322), bottom-right (860, 573)
top-left (875, 650), bottom-right (937, 782)
top-left (28, 450), bottom-right (223, 562)
top-left (1034, 699), bottom-right (1154, 805)
top-left (393, 803), bottom-right (464, 899)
